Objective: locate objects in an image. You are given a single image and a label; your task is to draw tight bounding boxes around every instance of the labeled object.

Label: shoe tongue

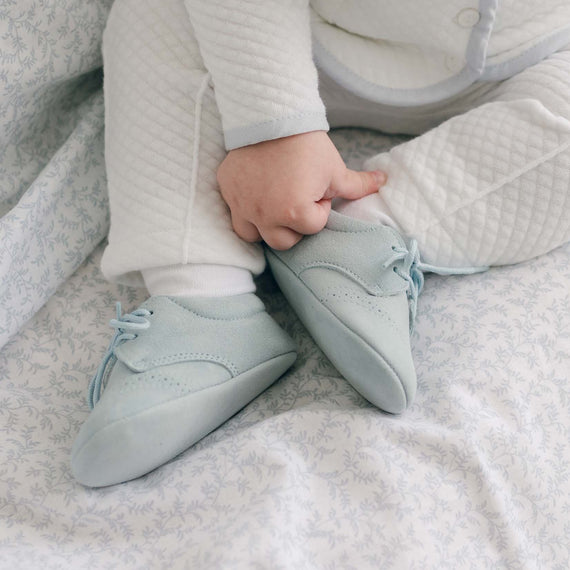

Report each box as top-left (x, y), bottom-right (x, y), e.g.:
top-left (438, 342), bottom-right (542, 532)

top-left (110, 297), bottom-right (204, 372)
top-left (326, 210), bottom-right (375, 231)
top-left (291, 212), bottom-right (409, 295)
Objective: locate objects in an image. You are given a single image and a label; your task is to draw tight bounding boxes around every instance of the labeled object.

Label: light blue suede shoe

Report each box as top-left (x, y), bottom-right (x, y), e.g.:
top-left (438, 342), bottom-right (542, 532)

top-left (266, 211), bottom-right (485, 414)
top-left (71, 294), bottom-right (296, 487)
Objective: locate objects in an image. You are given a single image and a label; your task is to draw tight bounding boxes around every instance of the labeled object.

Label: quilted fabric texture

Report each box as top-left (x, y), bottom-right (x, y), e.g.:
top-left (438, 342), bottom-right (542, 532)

top-left (185, 0), bottom-right (328, 149)
top-left (100, 0), bottom-right (265, 286)
top-left (364, 52), bottom-right (570, 268)
top-left (312, 0), bottom-right (476, 55)
top-left (102, 0), bottom-right (570, 286)
top-left (312, 0), bottom-right (570, 105)
top-left (489, 0), bottom-right (570, 63)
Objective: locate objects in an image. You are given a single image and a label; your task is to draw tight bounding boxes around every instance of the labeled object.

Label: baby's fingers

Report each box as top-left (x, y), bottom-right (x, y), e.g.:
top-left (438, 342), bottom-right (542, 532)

top-left (232, 216), bottom-right (262, 243)
top-left (328, 169), bottom-right (386, 201)
top-left (282, 199), bottom-right (331, 237)
top-left (260, 226), bottom-right (303, 251)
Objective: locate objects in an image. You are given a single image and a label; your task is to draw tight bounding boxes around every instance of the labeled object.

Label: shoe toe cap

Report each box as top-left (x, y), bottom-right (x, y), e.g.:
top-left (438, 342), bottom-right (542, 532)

top-left (71, 350), bottom-right (296, 487)
top-left (71, 361), bottom-right (232, 487)
top-left (325, 291), bottom-right (417, 413)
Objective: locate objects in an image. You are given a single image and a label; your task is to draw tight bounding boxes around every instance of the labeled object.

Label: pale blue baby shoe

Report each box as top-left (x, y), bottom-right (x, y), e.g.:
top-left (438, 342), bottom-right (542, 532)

top-left (266, 211), bottom-right (484, 414)
top-left (71, 294), bottom-right (296, 487)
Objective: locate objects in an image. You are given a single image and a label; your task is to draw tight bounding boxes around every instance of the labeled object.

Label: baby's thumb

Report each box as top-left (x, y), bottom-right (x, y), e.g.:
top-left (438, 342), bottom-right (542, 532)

top-left (329, 168), bottom-right (386, 201)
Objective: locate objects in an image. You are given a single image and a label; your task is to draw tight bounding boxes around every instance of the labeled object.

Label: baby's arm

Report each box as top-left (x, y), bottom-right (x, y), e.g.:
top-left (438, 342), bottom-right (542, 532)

top-left (186, 0), bottom-right (384, 249)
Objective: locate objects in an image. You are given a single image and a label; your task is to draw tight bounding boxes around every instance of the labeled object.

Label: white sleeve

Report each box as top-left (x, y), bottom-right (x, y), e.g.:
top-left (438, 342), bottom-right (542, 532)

top-left (185, 0), bottom-right (329, 150)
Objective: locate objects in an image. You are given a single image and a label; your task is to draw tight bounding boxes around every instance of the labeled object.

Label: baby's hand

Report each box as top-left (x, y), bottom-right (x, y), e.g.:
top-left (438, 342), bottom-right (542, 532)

top-left (217, 131), bottom-right (386, 250)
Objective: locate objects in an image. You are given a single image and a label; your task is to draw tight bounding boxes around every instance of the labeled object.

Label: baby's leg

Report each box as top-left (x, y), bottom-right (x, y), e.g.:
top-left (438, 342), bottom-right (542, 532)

top-left (337, 49), bottom-right (570, 268)
top-left (101, 0), bottom-right (264, 295)
top-left (72, 0), bottom-right (296, 487)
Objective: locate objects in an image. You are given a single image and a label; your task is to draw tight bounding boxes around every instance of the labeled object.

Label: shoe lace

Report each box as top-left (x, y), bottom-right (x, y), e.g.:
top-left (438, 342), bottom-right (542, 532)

top-left (87, 303), bottom-right (152, 409)
top-left (382, 240), bottom-right (488, 332)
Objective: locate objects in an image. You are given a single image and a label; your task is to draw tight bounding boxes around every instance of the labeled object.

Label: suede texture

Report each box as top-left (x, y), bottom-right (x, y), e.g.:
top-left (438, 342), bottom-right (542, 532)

top-left (267, 211), bottom-right (417, 412)
top-left (275, 211), bottom-right (409, 296)
top-left (71, 293), bottom-right (296, 486)
top-left (115, 294), bottom-right (292, 374)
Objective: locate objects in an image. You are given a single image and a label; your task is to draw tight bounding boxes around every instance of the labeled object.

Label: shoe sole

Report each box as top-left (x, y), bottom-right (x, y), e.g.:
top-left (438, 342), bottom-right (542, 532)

top-left (71, 351), bottom-right (296, 487)
top-left (267, 250), bottom-right (409, 414)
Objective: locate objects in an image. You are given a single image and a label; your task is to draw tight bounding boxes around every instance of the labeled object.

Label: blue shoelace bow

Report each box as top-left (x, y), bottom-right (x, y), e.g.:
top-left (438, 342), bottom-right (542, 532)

top-left (87, 303), bottom-right (152, 409)
top-left (382, 239), bottom-right (488, 331)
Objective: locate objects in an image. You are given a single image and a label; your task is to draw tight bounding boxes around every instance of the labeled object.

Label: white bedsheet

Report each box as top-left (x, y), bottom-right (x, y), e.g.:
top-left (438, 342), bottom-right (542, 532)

top-left (1, 129), bottom-right (569, 569)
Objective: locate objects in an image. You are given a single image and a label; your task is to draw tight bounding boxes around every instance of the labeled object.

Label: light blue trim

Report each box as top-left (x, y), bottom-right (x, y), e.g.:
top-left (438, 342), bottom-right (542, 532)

top-left (313, 0), bottom-right (496, 108)
top-left (313, 0), bottom-right (570, 108)
top-left (224, 112), bottom-right (330, 150)
top-left (314, 38), bottom-right (479, 108)
top-left (464, 0), bottom-right (498, 75)
top-left (481, 26), bottom-right (570, 81)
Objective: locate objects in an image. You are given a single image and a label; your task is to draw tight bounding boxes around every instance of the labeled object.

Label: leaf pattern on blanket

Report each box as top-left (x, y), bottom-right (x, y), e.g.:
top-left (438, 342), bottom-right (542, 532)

top-left (0, 0), bottom-right (113, 349)
top-left (1, 128), bottom-right (569, 568)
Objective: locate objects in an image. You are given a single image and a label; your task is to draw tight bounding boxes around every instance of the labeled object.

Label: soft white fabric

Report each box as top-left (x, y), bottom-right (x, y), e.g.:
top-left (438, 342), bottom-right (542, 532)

top-left (319, 68), bottom-right (500, 135)
top-left (101, 0), bottom-right (570, 283)
top-left (334, 192), bottom-right (401, 231)
top-left (185, 0), bottom-right (328, 150)
top-left (312, 0), bottom-right (570, 105)
top-left (142, 263), bottom-right (255, 297)
top-left (363, 50), bottom-right (570, 267)
top-left (489, 0), bottom-right (570, 65)
top-left (182, 0), bottom-right (570, 148)
top-left (100, 0), bottom-right (265, 287)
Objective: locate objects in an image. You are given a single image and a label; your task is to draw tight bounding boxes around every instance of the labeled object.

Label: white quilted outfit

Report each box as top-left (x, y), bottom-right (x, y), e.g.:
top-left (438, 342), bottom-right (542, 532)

top-left (101, 0), bottom-right (570, 286)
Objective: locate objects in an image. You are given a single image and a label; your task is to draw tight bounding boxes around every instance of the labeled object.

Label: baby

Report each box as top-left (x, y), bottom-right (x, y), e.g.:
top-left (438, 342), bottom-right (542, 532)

top-left (71, 0), bottom-right (570, 486)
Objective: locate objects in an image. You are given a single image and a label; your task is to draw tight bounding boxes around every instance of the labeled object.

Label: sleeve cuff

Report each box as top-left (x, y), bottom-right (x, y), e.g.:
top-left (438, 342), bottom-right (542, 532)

top-left (224, 112), bottom-right (330, 150)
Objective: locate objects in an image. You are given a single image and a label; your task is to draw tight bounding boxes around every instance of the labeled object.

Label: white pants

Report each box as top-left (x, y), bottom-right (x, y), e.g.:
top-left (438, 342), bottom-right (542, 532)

top-left (101, 0), bottom-right (570, 286)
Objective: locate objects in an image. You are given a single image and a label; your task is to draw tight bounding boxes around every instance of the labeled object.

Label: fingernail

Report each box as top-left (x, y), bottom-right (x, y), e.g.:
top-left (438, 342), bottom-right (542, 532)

top-left (373, 170), bottom-right (387, 186)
